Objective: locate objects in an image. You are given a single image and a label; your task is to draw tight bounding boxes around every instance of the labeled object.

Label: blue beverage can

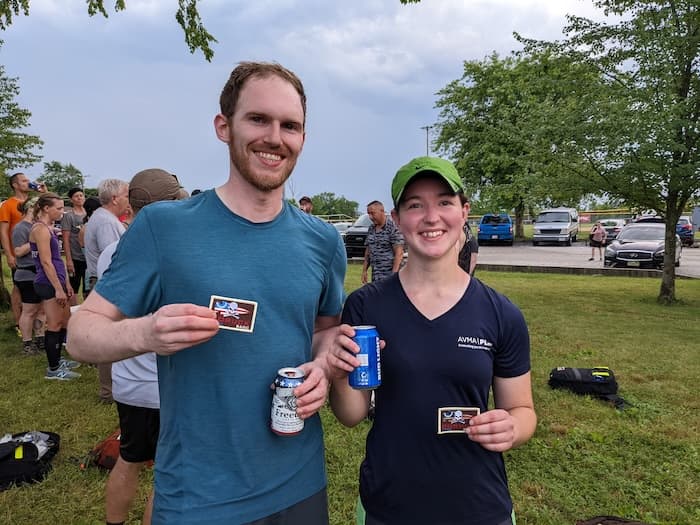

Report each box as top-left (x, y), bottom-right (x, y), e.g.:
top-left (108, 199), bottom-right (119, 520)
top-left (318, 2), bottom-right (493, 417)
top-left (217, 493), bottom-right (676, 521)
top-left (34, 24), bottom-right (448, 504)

top-left (271, 367), bottom-right (305, 436)
top-left (348, 325), bottom-right (381, 390)
top-left (28, 181), bottom-right (39, 191)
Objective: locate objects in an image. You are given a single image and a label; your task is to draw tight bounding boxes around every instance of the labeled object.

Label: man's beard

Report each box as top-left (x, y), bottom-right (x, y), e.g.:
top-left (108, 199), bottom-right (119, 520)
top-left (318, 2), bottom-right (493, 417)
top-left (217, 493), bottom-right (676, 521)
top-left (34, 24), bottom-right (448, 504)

top-left (230, 144), bottom-right (297, 193)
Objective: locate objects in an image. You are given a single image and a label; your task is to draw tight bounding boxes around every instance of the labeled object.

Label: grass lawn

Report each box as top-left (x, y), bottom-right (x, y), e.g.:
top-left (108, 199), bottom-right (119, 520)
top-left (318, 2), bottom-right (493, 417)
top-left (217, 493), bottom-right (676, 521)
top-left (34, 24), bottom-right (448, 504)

top-left (1, 267), bottom-right (699, 524)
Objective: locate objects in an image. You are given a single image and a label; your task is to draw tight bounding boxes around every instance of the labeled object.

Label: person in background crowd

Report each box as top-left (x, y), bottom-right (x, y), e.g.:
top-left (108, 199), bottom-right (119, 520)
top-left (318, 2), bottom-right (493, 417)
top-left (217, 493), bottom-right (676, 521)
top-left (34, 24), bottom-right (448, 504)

top-left (12, 197), bottom-right (45, 355)
top-left (191, 189), bottom-right (202, 196)
top-left (84, 179), bottom-right (129, 404)
top-left (67, 61), bottom-right (346, 524)
top-left (99, 168), bottom-right (188, 525)
top-left (589, 220), bottom-right (607, 261)
top-left (62, 187), bottom-right (87, 304)
top-left (79, 196), bottom-right (102, 297)
top-left (299, 195), bottom-right (313, 214)
top-left (327, 156), bottom-right (536, 525)
top-left (29, 193), bottom-right (81, 380)
top-left (0, 172), bottom-right (46, 334)
top-left (361, 200), bottom-right (404, 284)
top-left (457, 195), bottom-right (479, 276)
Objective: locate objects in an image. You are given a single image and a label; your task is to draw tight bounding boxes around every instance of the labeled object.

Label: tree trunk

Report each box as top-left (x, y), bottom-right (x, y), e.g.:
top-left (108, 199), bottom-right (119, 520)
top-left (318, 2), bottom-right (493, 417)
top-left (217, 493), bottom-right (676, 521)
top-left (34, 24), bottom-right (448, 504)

top-left (657, 204), bottom-right (682, 305)
top-left (514, 198), bottom-right (525, 239)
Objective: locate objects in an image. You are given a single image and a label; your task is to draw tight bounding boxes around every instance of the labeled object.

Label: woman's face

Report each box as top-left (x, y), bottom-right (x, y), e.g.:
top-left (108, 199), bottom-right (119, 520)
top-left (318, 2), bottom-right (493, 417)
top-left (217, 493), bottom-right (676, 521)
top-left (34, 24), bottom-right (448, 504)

top-left (43, 199), bottom-right (65, 221)
top-left (392, 177), bottom-right (467, 261)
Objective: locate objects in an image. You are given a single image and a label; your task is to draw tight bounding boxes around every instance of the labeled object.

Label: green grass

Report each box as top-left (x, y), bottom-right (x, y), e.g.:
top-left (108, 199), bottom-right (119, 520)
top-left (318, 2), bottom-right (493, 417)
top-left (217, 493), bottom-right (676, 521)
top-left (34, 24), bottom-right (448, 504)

top-left (1, 268), bottom-right (699, 524)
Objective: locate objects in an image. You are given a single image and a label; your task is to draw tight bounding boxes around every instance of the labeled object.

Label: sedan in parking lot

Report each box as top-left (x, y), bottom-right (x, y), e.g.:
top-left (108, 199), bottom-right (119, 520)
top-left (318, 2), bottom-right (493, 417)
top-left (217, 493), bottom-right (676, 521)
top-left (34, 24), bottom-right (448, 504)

top-left (604, 223), bottom-right (681, 270)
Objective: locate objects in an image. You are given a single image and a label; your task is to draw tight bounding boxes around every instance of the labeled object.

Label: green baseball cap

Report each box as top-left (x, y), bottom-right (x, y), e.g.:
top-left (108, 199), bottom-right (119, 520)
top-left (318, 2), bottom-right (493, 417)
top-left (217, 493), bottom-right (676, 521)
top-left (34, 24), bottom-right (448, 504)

top-left (391, 156), bottom-right (465, 207)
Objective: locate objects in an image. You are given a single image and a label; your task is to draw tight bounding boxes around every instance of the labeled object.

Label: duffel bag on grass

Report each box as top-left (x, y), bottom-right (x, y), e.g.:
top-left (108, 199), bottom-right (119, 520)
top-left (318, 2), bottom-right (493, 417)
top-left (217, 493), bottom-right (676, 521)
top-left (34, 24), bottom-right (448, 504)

top-left (548, 367), bottom-right (629, 409)
top-left (0, 430), bottom-right (60, 491)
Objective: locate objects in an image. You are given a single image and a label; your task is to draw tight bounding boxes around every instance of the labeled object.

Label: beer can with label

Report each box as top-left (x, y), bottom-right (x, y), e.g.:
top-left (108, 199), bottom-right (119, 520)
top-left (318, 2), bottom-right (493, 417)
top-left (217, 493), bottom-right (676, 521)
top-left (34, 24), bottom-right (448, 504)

top-left (271, 367), bottom-right (305, 436)
top-left (348, 325), bottom-right (381, 390)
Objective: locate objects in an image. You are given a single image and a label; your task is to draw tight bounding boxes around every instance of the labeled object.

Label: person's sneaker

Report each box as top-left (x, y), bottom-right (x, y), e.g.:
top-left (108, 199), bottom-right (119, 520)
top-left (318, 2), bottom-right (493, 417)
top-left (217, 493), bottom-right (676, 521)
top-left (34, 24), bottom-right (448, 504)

top-left (45, 367), bottom-right (81, 380)
top-left (22, 341), bottom-right (41, 356)
top-left (59, 358), bottom-right (81, 370)
top-left (15, 325), bottom-right (22, 338)
top-left (34, 335), bottom-right (45, 351)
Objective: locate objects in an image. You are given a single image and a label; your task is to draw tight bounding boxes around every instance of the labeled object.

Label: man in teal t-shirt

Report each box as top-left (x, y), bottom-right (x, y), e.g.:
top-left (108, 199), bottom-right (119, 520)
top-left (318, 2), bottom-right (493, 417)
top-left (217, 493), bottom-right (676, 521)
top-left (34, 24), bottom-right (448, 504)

top-left (67, 62), bottom-right (346, 525)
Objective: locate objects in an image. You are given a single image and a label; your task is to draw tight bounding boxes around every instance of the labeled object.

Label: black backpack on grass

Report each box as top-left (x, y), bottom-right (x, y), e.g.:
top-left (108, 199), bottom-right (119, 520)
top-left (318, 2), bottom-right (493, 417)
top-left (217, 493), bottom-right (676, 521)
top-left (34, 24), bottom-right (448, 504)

top-left (548, 367), bottom-right (629, 409)
top-left (0, 431), bottom-right (60, 491)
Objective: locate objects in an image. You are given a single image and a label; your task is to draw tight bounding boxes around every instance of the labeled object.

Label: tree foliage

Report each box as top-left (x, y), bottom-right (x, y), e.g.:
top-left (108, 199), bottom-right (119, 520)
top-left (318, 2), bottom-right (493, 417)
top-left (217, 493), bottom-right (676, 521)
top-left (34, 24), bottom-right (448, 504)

top-left (307, 192), bottom-right (359, 218)
top-left (434, 51), bottom-right (601, 238)
top-left (40, 161), bottom-right (85, 197)
top-left (0, 41), bottom-right (42, 174)
top-left (517, 0), bottom-right (700, 303)
top-left (1, 1), bottom-right (420, 61)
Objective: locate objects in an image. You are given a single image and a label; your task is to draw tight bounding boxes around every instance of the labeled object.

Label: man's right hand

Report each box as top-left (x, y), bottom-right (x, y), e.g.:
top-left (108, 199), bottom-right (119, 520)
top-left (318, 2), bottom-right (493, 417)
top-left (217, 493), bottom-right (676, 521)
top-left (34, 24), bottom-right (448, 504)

top-left (361, 269), bottom-right (368, 284)
top-left (144, 303), bottom-right (220, 356)
top-left (7, 255), bottom-right (16, 270)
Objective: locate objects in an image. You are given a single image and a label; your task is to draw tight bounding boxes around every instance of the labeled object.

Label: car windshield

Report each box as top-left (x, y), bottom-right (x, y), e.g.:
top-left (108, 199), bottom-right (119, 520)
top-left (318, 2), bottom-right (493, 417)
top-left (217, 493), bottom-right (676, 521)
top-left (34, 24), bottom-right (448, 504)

top-left (677, 218), bottom-right (689, 225)
top-left (537, 212), bottom-right (569, 223)
top-left (601, 220), bottom-right (622, 227)
top-left (352, 214), bottom-right (373, 227)
top-left (482, 215), bottom-right (510, 224)
top-left (618, 227), bottom-right (664, 242)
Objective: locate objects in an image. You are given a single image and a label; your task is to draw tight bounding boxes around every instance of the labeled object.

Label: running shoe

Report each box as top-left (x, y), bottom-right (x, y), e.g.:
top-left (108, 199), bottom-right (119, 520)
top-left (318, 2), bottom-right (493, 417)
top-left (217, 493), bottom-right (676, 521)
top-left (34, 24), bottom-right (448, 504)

top-left (45, 367), bottom-right (81, 380)
top-left (59, 358), bottom-right (81, 369)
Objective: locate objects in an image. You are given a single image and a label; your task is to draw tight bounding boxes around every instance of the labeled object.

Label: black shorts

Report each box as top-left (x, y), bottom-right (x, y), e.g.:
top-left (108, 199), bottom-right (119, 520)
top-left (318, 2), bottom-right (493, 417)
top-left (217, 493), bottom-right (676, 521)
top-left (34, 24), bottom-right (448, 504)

top-left (34, 282), bottom-right (66, 301)
top-left (69, 259), bottom-right (87, 293)
top-left (244, 488), bottom-right (328, 525)
top-left (115, 402), bottom-right (160, 463)
top-left (14, 280), bottom-right (41, 304)
top-left (590, 239), bottom-right (603, 248)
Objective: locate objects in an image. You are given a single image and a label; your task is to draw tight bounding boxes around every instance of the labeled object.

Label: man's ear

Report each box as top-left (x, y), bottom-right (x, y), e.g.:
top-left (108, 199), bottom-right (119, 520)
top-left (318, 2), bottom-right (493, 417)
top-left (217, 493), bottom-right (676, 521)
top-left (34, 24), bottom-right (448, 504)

top-left (214, 114), bottom-right (231, 144)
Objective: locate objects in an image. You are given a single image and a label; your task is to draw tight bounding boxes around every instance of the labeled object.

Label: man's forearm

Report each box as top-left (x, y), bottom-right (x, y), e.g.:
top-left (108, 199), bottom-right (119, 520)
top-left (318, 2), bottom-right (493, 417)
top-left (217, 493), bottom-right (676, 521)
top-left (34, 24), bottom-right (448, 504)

top-left (67, 309), bottom-right (148, 364)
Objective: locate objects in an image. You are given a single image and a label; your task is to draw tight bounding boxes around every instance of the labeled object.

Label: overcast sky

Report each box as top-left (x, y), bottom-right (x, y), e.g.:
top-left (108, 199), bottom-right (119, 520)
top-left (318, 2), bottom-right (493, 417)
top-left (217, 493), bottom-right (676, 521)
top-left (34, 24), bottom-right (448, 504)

top-left (3, 0), bottom-right (605, 213)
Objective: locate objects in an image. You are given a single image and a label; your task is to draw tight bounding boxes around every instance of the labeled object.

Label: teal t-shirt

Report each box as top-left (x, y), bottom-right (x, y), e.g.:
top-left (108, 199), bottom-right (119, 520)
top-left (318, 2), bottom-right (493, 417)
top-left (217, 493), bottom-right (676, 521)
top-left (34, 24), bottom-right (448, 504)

top-left (96, 190), bottom-right (346, 524)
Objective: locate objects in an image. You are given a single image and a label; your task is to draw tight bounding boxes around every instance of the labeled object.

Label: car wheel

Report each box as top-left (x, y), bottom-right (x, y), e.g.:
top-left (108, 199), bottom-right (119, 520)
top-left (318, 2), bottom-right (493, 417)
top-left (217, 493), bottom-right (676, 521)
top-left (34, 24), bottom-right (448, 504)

top-left (675, 259), bottom-right (680, 267)
top-left (532, 241), bottom-right (539, 246)
top-left (565, 235), bottom-right (572, 246)
top-left (507, 240), bottom-right (513, 246)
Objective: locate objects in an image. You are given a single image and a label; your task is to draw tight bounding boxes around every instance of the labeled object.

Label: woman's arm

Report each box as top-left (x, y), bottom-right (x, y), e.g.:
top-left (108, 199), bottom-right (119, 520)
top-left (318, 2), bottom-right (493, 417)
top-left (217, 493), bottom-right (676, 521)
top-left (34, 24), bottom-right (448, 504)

top-left (466, 372), bottom-right (537, 452)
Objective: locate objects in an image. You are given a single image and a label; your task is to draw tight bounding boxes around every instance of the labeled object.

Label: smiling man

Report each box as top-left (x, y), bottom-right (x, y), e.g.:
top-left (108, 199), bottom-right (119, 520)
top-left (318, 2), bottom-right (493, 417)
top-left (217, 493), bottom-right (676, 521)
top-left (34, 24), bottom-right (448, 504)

top-left (67, 62), bottom-right (346, 525)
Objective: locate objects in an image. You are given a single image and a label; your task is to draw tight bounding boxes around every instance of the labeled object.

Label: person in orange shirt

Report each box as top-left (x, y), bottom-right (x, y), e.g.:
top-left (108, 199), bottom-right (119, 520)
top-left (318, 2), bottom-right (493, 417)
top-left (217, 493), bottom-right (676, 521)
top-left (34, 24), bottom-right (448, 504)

top-left (0, 172), bottom-right (47, 330)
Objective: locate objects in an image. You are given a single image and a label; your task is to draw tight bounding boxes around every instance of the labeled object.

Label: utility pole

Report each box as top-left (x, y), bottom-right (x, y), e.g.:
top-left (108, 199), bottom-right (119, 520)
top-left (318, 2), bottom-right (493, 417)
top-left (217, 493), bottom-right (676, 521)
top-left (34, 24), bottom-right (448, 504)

top-left (420, 125), bottom-right (432, 156)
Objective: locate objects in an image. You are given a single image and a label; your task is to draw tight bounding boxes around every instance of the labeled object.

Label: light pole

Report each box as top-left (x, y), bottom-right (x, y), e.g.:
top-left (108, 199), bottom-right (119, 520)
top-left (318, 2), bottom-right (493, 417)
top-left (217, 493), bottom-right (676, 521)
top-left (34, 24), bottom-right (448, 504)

top-left (420, 125), bottom-right (433, 156)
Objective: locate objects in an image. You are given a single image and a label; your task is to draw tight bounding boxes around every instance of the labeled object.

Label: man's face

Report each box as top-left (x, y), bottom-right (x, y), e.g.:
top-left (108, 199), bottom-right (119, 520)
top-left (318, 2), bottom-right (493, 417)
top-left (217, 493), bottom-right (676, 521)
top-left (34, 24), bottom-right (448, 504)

top-left (215, 75), bottom-right (305, 192)
top-left (300, 200), bottom-right (313, 213)
top-left (112, 185), bottom-right (130, 216)
top-left (13, 174), bottom-right (30, 193)
top-left (367, 204), bottom-right (385, 226)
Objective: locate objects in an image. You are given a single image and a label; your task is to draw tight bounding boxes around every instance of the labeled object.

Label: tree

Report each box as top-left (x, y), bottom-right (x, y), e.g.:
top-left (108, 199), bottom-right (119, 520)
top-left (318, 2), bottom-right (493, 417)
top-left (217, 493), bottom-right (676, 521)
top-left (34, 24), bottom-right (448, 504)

top-left (307, 192), bottom-right (359, 218)
top-left (433, 52), bottom-right (600, 238)
top-left (1, 1), bottom-right (420, 61)
top-left (518, 0), bottom-right (700, 304)
top-left (0, 41), bottom-right (43, 177)
top-left (40, 161), bottom-right (85, 196)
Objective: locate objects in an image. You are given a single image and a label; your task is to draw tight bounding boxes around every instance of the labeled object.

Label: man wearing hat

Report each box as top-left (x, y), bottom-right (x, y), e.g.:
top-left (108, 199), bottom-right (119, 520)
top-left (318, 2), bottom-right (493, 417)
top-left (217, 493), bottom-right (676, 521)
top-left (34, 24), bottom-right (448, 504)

top-left (299, 195), bottom-right (313, 214)
top-left (99, 168), bottom-right (187, 525)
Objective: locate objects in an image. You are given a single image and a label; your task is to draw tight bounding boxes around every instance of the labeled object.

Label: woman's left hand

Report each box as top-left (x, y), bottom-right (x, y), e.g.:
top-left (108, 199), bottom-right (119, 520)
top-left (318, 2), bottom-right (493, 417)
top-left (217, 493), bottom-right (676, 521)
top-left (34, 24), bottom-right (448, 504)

top-left (466, 409), bottom-right (516, 452)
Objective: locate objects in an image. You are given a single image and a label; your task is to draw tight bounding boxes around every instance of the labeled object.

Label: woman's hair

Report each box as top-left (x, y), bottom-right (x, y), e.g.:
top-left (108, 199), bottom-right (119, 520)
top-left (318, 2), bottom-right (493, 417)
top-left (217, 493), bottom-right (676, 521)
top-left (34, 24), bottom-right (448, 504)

top-left (31, 193), bottom-right (62, 218)
top-left (17, 196), bottom-right (39, 216)
top-left (83, 196), bottom-right (102, 223)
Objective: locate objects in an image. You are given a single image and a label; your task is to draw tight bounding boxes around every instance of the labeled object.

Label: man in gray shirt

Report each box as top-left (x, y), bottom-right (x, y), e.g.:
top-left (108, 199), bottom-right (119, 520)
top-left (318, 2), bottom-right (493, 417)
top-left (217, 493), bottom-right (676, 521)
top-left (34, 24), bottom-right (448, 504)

top-left (361, 200), bottom-right (404, 284)
top-left (84, 178), bottom-right (129, 403)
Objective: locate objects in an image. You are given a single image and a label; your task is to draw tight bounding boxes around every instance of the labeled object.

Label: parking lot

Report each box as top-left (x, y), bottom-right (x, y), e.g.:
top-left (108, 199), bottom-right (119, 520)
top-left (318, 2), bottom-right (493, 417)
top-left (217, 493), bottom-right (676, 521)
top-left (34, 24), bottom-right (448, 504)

top-left (476, 240), bottom-right (700, 278)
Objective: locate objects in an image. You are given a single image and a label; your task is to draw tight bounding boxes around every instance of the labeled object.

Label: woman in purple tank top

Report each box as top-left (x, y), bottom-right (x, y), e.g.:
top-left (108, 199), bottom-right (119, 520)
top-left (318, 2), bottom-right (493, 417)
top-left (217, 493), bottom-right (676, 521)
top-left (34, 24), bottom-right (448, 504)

top-left (29, 193), bottom-right (80, 380)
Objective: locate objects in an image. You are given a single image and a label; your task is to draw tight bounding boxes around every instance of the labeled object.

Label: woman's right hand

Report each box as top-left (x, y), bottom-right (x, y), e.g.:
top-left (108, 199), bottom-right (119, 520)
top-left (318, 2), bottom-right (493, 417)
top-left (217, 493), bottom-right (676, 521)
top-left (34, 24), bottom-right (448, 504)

top-left (326, 324), bottom-right (361, 379)
top-left (55, 288), bottom-right (68, 306)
